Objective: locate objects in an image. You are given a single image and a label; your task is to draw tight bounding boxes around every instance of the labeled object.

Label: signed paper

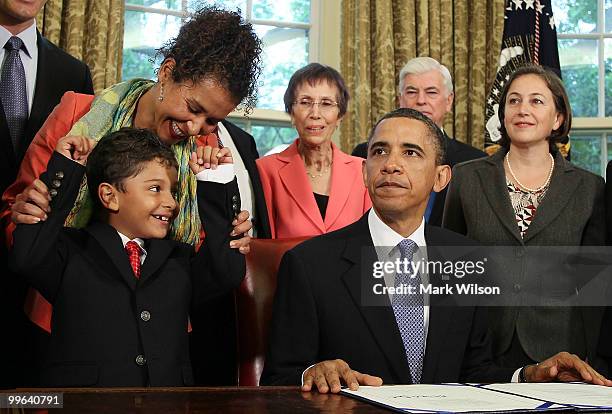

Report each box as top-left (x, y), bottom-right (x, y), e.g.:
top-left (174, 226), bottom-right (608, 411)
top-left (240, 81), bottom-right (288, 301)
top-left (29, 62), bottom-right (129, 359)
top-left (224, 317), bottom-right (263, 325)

top-left (341, 384), bottom-right (566, 413)
top-left (484, 383), bottom-right (612, 409)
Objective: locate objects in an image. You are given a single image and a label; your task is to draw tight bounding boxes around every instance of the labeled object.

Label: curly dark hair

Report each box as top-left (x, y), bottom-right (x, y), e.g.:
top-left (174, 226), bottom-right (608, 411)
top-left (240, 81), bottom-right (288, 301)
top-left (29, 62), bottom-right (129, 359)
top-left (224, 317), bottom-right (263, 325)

top-left (155, 5), bottom-right (262, 113)
top-left (87, 128), bottom-right (178, 210)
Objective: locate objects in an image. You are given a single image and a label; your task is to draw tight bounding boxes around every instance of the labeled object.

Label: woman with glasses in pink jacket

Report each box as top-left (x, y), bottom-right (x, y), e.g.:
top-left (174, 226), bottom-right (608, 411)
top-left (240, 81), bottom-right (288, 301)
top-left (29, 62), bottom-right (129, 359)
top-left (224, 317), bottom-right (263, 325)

top-left (256, 63), bottom-right (371, 239)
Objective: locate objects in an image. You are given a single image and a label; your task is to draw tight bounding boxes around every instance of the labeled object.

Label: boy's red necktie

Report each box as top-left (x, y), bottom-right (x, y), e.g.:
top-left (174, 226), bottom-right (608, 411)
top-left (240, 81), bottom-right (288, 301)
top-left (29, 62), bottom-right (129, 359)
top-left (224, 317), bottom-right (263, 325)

top-left (125, 241), bottom-right (141, 279)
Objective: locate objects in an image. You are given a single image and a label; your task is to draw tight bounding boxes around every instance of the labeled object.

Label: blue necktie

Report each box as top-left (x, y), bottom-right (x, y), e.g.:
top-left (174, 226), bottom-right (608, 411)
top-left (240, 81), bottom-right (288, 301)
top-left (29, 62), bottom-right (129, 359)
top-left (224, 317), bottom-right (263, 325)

top-left (1, 36), bottom-right (28, 151)
top-left (391, 239), bottom-right (425, 384)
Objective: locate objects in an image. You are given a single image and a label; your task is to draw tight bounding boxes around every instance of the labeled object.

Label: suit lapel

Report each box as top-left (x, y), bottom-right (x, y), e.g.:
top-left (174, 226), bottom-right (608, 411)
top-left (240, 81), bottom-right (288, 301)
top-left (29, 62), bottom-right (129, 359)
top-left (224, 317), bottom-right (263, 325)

top-left (86, 222), bottom-right (138, 291)
top-left (21, 32), bottom-right (53, 159)
top-left (419, 230), bottom-right (455, 383)
top-left (324, 145), bottom-right (359, 229)
top-left (522, 153), bottom-right (581, 243)
top-left (139, 238), bottom-right (175, 284)
top-left (0, 100), bottom-right (17, 168)
top-left (340, 217), bottom-right (412, 383)
top-left (476, 152), bottom-right (523, 244)
top-left (221, 120), bottom-right (271, 238)
top-left (278, 143), bottom-right (325, 233)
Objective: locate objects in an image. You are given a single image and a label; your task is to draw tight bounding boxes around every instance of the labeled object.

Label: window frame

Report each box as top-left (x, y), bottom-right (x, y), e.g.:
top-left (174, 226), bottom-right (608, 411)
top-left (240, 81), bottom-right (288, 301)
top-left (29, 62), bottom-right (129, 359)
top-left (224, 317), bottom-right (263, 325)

top-left (228, 0), bottom-right (343, 123)
top-left (124, 0), bottom-right (341, 149)
top-left (553, 0), bottom-right (612, 175)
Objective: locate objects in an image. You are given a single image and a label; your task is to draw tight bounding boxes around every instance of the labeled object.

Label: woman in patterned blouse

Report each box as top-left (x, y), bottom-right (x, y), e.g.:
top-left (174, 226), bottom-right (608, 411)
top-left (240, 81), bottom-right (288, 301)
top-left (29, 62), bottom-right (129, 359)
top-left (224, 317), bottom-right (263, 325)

top-left (442, 64), bottom-right (606, 373)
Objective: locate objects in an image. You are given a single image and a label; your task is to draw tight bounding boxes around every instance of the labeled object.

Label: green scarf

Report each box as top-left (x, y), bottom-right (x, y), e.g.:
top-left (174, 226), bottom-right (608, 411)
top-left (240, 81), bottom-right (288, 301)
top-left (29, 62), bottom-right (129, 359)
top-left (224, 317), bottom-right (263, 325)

top-left (65, 79), bottom-right (201, 246)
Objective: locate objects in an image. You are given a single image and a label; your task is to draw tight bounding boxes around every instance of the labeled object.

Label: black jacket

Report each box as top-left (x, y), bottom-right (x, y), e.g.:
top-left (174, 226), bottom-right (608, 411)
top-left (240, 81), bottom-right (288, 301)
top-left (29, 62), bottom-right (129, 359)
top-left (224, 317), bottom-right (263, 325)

top-left (261, 214), bottom-right (514, 385)
top-left (11, 153), bottom-right (245, 387)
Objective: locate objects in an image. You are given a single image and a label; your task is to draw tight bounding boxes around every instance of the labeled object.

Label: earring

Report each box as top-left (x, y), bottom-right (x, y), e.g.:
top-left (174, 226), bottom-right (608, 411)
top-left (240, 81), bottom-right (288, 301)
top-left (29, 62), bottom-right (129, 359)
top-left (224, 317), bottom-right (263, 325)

top-left (158, 82), bottom-right (164, 102)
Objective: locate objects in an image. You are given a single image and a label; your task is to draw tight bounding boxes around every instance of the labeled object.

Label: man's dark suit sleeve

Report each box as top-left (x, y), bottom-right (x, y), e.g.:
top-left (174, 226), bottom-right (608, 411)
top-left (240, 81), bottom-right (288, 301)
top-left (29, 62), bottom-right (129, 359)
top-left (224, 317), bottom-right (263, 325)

top-left (191, 178), bottom-right (245, 306)
top-left (260, 249), bottom-right (319, 385)
top-left (352, 142), bottom-right (368, 159)
top-left (10, 153), bottom-right (83, 302)
top-left (442, 166), bottom-right (467, 235)
top-left (583, 175), bottom-right (606, 246)
top-left (459, 307), bottom-right (515, 382)
top-left (82, 64), bottom-right (94, 95)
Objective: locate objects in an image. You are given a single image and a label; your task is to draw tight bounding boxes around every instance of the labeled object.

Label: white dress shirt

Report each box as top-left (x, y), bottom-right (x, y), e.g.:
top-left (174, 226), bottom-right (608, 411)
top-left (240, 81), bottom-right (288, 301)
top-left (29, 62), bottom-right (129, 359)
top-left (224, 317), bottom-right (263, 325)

top-left (117, 232), bottom-right (147, 264)
top-left (0, 22), bottom-right (39, 115)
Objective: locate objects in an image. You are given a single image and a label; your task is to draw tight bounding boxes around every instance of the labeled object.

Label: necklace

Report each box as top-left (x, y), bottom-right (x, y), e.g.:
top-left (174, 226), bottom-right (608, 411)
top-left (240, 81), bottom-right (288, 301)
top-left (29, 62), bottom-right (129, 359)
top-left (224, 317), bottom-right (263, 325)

top-left (306, 167), bottom-right (330, 179)
top-left (505, 152), bottom-right (555, 193)
top-left (305, 160), bottom-right (332, 179)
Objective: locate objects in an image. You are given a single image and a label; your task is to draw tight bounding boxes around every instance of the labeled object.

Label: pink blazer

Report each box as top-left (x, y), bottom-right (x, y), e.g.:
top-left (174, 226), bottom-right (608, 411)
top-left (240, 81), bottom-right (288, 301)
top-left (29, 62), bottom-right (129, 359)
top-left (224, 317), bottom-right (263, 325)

top-left (256, 139), bottom-right (371, 239)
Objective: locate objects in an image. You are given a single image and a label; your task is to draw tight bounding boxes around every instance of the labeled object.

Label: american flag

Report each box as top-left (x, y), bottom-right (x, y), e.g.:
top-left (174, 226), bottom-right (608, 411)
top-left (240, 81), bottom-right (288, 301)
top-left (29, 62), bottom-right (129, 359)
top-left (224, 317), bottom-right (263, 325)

top-left (484, 0), bottom-right (569, 158)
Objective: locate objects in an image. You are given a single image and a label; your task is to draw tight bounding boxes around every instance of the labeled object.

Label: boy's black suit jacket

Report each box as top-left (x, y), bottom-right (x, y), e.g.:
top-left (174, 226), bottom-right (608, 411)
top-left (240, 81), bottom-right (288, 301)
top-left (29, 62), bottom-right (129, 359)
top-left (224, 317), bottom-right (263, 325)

top-left (11, 153), bottom-right (245, 387)
top-left (261, 214), bottom-right (514, 385)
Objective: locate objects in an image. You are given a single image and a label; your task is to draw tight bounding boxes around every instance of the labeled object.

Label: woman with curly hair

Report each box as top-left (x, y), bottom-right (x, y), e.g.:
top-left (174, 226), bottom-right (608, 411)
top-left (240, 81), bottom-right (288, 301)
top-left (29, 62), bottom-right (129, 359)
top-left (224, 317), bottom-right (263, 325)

top-left (2, 6), bottom-right (261, 338)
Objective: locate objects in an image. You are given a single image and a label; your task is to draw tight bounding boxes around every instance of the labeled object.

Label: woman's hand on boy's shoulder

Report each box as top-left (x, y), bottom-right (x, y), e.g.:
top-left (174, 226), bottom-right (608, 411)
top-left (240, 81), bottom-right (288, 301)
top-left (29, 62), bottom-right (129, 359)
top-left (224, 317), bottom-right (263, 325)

top-left (189, 146), bottom-right (233, 174)
top-left (55, 135), bottom-right (96, 165)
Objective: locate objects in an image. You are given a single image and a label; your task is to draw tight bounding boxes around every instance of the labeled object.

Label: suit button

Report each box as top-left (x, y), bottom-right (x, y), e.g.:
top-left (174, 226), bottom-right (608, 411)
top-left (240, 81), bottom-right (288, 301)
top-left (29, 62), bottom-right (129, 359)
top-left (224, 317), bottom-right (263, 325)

top-left (51, 179), bottom-right (61, 189)
top-left (140, 310), bottom-right (151, 322)
top-left (49, 189), bottom-right (58, 198)
top-left (135, 354), bottom-right (146, 366)
top-left (232, 203), bottom-right (239, 212)
top-left (55, 171), bottom-right (64, 180)
top-left (231, 195), bottom-right (239, 203)
top-left (513, 283), bottom-right (521, 292)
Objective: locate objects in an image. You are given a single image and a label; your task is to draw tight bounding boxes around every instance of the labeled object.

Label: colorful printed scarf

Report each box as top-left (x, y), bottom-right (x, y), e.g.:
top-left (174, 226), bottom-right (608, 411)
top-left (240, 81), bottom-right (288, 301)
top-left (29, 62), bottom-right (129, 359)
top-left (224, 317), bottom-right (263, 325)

top-left (64, 79), bottom-right (201, 245)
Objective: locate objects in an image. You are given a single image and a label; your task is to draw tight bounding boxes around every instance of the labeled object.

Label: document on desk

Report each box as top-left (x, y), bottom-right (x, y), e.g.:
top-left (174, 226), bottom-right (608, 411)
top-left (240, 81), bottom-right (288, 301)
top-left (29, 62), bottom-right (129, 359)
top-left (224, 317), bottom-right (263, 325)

top-left (483, 383), bottom-right (612, 410)
top-left (341, 384), bottom-right (569, 413)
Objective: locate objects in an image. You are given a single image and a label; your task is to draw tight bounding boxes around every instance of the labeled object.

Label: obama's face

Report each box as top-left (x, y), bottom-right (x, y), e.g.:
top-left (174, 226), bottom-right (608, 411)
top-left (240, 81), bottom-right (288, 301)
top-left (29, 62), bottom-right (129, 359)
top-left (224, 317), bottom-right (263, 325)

top-left (363, 117), bottom-right (451, 220)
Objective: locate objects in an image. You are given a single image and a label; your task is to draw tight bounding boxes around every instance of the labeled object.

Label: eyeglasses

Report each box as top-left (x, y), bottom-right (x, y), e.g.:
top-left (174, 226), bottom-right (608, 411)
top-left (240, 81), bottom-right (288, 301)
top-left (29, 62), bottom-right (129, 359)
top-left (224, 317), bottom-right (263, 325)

top-left (292, 99), bottom-right (339, 113)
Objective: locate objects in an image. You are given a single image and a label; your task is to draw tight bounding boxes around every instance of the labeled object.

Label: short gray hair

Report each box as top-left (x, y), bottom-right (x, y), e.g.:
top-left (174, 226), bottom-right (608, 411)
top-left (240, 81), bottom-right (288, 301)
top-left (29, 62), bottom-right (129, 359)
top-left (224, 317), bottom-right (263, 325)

top-left (398, 57), bottom-right (453, 96)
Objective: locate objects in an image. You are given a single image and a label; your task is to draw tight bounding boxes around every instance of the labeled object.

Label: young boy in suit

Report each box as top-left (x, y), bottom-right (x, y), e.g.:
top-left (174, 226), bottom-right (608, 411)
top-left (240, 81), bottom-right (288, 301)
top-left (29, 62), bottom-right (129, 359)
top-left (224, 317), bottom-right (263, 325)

top-left (10, 128), bottom-right (246, 387)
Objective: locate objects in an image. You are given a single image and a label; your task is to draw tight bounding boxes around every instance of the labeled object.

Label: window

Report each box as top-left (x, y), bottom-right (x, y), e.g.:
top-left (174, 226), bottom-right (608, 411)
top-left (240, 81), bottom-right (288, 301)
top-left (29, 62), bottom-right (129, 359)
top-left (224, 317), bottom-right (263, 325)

top-left (123, 1), bottom-right (187, 81)
top-left (122, 1), bottom-right (340, 155)
top-left (553, 0), bottom-right (612, 176)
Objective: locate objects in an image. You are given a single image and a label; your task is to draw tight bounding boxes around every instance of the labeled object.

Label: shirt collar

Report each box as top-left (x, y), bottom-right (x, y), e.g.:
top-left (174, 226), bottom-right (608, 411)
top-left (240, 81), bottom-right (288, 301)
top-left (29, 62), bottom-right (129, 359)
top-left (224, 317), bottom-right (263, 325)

top-left (117, 231), bottom-right (147, 254)
top-left (368, 208), bottom-right (426, 259)
top-left (0, 21), bottom-right (37, 58)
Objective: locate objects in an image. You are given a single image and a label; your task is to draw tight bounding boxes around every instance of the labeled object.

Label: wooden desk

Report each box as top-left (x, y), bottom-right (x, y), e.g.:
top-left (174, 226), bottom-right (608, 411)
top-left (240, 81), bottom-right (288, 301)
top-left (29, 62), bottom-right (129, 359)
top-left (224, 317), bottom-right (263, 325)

top-left (6, 386), bottom-right (390, 413)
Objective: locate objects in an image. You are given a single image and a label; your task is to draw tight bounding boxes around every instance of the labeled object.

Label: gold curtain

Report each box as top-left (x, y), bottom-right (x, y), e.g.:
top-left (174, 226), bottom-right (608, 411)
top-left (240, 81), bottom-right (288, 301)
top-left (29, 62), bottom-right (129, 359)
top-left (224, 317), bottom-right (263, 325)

top-left (340, 0), bottom-right (506, 152)
top-left (36, 0), bottom-right (125, 93)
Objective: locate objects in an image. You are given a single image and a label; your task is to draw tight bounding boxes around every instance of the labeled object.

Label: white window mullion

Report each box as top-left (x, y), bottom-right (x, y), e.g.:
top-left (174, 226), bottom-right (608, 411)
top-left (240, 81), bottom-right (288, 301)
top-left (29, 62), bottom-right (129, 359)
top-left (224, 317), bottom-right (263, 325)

top-left (598, 0), bottom-right (605, 117)
top-left (309, 0), bottom-right (320, 64)
top-left (246, 0), bottom-right (253, 21)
